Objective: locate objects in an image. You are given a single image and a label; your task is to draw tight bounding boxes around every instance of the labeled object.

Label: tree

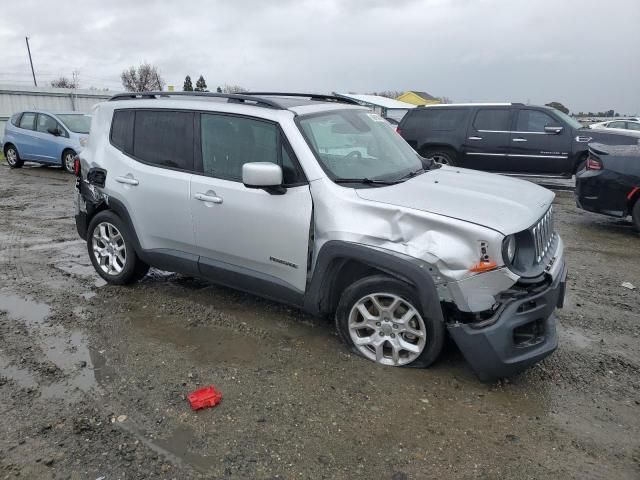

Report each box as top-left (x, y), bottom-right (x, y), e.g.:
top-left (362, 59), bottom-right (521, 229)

top-left (221, 84), bottom-right (248, 94)
top-left (195, 75), bottom-right (208, 92)
top-left (545, 102), bottom-right (569, 114)
top-left (121, 63), bottom-right (165, 92)
top-left (183, 75), bottom-right (193, 91)
top-left (216, 86), bottom-right (222, 93)
top-left (51, 77), bottom-right (78, 89)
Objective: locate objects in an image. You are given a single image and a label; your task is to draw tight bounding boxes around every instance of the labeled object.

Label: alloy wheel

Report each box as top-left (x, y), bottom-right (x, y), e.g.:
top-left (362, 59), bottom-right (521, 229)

top-left (348, 293), bottom-right (427, 366)
top-left (64, 152), bottom-right (75, 173)
top-left (91, 222), bottom-right (126, 275)
top-left (429, 153), bottom-right (450, 165)
top-left (6, 148), bottom-right (17, 166)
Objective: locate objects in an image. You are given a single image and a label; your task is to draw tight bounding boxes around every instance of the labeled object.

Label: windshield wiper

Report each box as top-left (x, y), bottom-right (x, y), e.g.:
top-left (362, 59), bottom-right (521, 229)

top-left (395, 167), bottom-right (426, 182)
top-left (334, 178), bottom-right (400, 185)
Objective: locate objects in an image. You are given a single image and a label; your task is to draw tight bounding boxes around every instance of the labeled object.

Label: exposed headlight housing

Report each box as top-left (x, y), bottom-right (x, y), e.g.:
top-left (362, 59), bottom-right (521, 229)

top-left (79, 137), bottom-right (88, 147)
top-left (504, 235), bottom-right (517, 264)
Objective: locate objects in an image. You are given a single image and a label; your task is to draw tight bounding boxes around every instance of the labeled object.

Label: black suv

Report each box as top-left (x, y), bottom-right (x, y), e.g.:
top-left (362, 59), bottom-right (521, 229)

top-left (398, 103), bottom-right (639, 177)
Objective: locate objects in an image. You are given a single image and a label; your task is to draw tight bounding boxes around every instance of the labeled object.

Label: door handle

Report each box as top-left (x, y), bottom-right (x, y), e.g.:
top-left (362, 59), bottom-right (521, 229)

top-left (468, 136), bottom-right (483, 140)
top-left (195, 192), bottom-right (223, 204)
top-left (115, 175), bottom-right (139, 185)
top-left (512, 138), bottom-right (527, 142)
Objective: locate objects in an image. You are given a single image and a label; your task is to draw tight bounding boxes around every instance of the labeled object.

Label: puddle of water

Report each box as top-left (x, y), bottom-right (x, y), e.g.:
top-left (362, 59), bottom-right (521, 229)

top-left (0, 290), bottom-right (108, 400)
top-left (155, 426), bottom-right (217, 472)
top-left (127, 312), bottom-right (262, 364)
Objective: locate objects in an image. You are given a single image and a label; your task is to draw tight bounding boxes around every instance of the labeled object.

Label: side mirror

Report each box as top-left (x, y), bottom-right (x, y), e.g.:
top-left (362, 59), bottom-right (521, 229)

top-left (544, 125), bottom-right (563, 134)
top-left (47, 127), bottom-right (60, 136)
top-left (242, 162), bottom-right (285, 194)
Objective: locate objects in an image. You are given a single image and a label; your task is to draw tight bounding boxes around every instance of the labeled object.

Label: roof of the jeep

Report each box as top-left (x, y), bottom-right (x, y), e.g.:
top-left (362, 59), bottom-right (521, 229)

top-left (106, 91), bottom-right (365, 117)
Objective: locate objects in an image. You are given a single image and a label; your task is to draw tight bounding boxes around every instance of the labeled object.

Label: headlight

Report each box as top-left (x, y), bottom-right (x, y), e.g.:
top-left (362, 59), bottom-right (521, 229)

top-left (79, 137), bottom-right (88, 147)
top-left (504, 235), bottom-right (517, 263)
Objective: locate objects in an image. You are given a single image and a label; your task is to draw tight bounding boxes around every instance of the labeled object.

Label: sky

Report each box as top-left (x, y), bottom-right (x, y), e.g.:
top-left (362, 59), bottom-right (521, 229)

top-left (1, 0), bottom-right (639, 114)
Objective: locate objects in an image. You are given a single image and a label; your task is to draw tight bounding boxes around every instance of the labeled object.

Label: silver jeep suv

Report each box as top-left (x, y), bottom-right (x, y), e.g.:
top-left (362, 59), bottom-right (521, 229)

top-left (75, 92), bottom-right (567, 381)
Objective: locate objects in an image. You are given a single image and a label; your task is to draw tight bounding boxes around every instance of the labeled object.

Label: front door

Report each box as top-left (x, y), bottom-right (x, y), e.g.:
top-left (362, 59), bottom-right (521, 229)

top-left (191, 112), bottom-right (313, 294)
top-left (462, 108), bottom-right (513, 171)
top-left (508, 108), bottom-right (572, 174)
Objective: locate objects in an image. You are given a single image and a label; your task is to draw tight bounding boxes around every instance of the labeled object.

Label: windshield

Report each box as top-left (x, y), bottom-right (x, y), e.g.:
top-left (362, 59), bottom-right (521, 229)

top-left (551, 109), bottom-right (583, 130)
top-left (56, 114), bottom-right (91, 134)
top-left (298, 109), bottom-right (423, 183)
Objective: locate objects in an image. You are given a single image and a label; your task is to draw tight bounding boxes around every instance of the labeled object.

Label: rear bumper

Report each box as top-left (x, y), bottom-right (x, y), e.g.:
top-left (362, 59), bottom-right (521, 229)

top-left (448, 262), bottom-right (567, 382)
top-left (575, 169), bottom-right (628, 218)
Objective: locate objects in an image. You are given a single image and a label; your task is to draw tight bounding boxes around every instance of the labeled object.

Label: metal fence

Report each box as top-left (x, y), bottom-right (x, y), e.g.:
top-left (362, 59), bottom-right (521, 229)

top-left (0, 85), bottom-right (112, 138)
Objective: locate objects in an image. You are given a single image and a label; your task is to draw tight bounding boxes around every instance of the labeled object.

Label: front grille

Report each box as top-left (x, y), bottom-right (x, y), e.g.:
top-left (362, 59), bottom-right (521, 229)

top-left (531, 207), bottom-right (555, 263)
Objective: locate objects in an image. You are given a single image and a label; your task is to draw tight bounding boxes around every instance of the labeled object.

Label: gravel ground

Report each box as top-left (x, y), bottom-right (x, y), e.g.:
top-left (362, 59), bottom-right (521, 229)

top-left (0, 164), bottom-right (639, 480)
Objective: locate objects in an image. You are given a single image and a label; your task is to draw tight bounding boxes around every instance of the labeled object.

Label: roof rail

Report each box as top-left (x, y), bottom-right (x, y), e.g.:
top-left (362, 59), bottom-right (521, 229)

top-left (108, 91), bottom-right (284, 109)
top-left (242, 92), bottom-right (361, 106)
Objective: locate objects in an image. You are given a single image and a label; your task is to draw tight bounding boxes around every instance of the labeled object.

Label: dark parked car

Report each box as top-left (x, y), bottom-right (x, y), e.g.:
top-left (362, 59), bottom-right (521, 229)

top-left (575, 142), bottom-right (640, 231)
top-left (397, 103), bottom-right (640, 177)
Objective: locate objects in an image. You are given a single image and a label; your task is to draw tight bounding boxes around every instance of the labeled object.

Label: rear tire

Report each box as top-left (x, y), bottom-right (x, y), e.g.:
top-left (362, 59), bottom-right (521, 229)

top-left (87, 211), bottom-right (149, 285)
top-left (632, 200), bottom-right (640, 232)
top-left (62, 149), bottom-right (76, 174)
top-left (335, 275), bottom-right (445, 368)
top-left (4, 145), bottom-right (24, 169)
top-left (422, 149), bottom-right (457, 166)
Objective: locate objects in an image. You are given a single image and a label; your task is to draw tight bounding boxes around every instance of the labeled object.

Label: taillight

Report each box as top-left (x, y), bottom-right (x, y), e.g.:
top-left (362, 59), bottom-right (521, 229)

top-left (396, 127), bottom-right (402, 136)
top-left (586, 156), bottom-right (602, 170)
top-left (74, 156), bottom-right (81, 176)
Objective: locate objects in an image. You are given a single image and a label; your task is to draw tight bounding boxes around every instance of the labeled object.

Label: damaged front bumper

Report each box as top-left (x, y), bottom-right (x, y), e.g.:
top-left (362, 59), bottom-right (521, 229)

top-left (447, 262), bottom-right (567, 382)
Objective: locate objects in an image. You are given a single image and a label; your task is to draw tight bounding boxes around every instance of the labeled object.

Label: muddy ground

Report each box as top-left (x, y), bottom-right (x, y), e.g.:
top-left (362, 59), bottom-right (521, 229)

top-left (0, 164), bottom-right (638, 480)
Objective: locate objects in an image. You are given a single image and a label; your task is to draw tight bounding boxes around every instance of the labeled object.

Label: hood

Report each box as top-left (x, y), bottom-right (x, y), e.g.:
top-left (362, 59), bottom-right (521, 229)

top-left (355, 167), bottom-right (554, 235)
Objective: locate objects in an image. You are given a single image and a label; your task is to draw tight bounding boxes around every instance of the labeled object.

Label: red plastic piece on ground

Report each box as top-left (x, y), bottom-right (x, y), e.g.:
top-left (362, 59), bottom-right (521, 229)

top-left (188, 386), bottom-right (222, 410)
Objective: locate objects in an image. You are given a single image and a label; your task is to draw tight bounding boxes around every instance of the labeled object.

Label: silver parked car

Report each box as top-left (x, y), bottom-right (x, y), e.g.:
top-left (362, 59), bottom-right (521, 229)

top-left (75, 92), bottom-right (567, 381)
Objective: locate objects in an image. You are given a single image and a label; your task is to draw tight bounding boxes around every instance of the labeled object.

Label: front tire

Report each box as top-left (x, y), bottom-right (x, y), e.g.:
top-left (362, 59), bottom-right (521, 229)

top-left (335, 275), bottom-right (445, 368)
top-left (423, 149), bottom-right (457, 166)
top-left (4, 145), bottom-right (24, 169)
top-left (87, 211), bottom-right (149, 285)
top-left (62, 149), bottom-right (76, 174)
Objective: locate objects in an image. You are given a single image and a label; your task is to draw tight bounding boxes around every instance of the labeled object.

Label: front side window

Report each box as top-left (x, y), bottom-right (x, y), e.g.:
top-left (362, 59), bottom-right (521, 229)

top-left (298, 109), bottom-right (422, 182)
top-left (200, 114), bottom-right (304, 184)
top-left (473, 109), bottom-right (511, 131)
top-left (57, 114), bottom-right (91, 134)
top-left (133, 110), bottom-right (194, 170)
top-left (516, 110), bottom-right (557, 132)
top-left (19, 112), bottom-right (36, 130)
top-left (37, 114), bottom-right (63, 136)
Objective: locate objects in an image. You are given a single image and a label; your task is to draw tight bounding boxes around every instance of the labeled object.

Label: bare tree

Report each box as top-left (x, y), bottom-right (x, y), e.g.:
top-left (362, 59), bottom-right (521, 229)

top-left (121, 63), bottom-right (165, 92)
top-left (221, 84), bottom-right (248, 94)
top-left (51, 70), bottom-right (80, 89)
top-left (370, 90), bottom-right (404, 99)
top-left (437, 96), bottom-right (452, 104)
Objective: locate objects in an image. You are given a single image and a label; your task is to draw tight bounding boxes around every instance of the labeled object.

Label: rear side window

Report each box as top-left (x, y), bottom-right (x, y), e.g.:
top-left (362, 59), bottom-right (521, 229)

top-left (405, 108), bottom-right (468, 131)
top-left (19, 112), bottom-right (36, 130)
top-left (110, 110), bottom-right (134, 153)
top-left (473, 109), bottom-right (511, 131)
top-left (133, 110), bottom-right (194, 170)
top-left (516, 110), bottom-right (557, 132)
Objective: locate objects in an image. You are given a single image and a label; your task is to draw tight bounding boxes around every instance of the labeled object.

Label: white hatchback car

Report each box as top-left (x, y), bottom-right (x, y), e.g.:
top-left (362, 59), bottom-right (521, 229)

top-left (75, 92), bottom-right (567, 381)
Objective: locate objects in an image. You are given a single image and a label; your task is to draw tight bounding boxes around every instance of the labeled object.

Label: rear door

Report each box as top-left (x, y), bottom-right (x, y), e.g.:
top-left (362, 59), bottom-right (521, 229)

top-left (463, 108), bottom-right (513, 171)
top-left (508, 108), bottom-right (572, 174)
top-left (107, 109), bottom-right (197, 257)
top-left (14, 112), bottom-right (39, 160)
top-left (190, 112), bottom-right (312, 294)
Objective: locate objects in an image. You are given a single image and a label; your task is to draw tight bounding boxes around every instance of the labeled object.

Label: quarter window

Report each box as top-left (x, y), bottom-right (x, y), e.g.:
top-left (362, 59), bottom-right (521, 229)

top-left (516, 110), bottom-right (557, 132)
top-left (133, 110), bottom-right (194, 170)
top-left (19, 112), bottom-right (36, 130)
top-left (407, 108), bottom-right (469, 131)
top-left (473, 109), bottom-right (511, 131)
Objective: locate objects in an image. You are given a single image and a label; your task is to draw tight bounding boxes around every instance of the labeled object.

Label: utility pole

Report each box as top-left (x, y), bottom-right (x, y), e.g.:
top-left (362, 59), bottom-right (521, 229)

top-left (25, 36), bottom-right (37, 87)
